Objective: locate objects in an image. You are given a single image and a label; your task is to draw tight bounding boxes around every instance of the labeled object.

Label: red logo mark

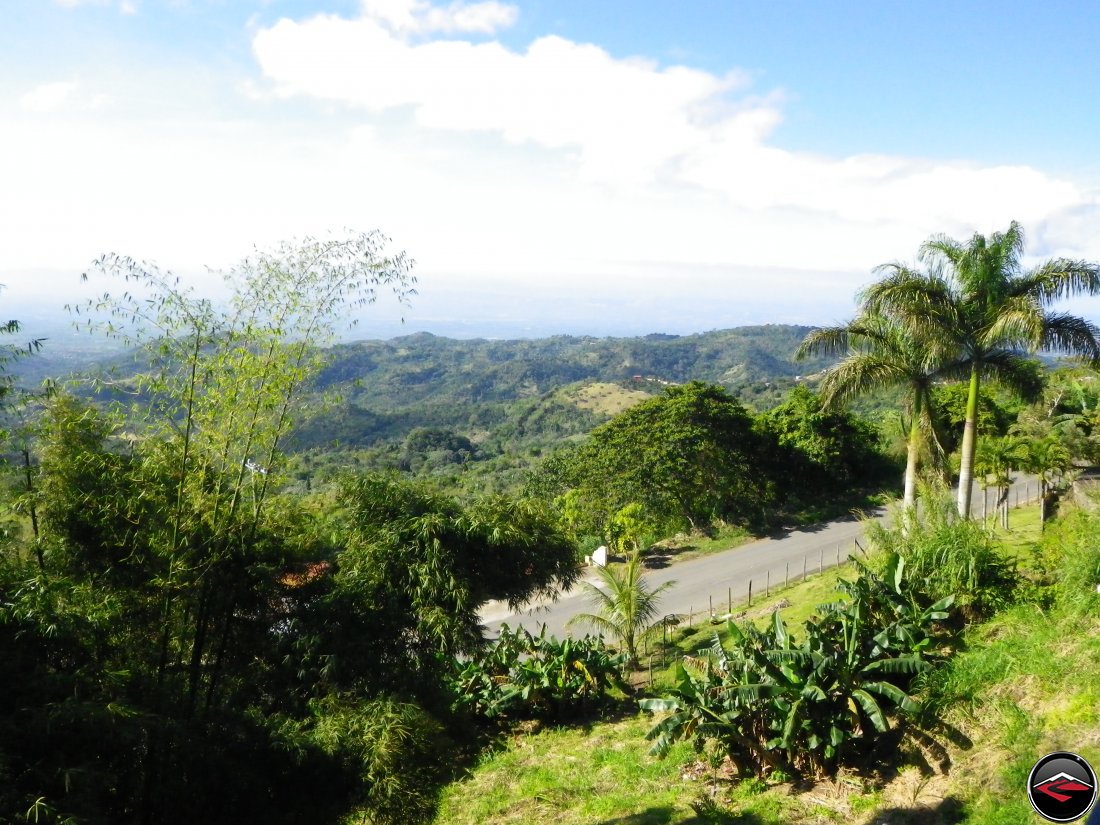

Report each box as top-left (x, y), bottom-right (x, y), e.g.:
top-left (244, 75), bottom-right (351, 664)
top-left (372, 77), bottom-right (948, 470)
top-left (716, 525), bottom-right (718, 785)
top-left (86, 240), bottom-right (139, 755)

top-left (1035, 772), bottom-right (1094, 803)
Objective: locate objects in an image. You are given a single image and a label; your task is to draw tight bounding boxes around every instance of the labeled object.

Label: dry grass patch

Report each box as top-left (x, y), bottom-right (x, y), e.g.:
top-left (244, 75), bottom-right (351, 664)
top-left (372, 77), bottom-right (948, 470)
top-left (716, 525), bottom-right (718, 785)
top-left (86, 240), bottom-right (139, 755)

top-left (569, 381), bottom-right (652, 416)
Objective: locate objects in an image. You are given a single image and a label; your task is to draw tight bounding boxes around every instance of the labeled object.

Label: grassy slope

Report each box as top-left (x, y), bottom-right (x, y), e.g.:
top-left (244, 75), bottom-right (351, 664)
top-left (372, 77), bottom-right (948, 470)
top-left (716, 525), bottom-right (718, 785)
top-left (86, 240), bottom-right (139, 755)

top-left (437, 502), bottom-right (1100, 824)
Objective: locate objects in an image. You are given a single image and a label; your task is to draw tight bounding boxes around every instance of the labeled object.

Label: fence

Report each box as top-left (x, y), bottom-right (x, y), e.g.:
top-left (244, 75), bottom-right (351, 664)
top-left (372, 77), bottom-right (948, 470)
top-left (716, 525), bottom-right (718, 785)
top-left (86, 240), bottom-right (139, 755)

top-left (641, 476), bottom-right (1044, 681)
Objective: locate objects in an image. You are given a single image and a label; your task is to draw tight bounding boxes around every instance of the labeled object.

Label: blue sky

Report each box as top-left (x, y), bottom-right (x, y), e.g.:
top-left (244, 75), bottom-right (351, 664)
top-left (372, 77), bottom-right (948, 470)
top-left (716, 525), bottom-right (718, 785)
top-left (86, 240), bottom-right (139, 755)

top-left (5, 0), bottom-right (1100, 338)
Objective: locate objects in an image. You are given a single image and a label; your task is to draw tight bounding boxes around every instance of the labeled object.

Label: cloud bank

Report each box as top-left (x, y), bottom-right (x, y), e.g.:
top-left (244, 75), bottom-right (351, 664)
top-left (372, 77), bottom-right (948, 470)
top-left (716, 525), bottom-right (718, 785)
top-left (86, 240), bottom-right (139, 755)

top-left (6, 0), bottom-right (1100, 334)
top-left (252, 0), bottom-right (1095, 247)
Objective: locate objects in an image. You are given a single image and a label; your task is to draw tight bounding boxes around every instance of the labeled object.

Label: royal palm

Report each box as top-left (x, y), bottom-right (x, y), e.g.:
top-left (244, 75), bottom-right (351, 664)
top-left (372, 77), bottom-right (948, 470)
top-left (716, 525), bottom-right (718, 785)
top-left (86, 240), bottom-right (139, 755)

top-left (798, 309), bottom-right (947, 513)
top-left (863, 221), bottom-right (1100, 517)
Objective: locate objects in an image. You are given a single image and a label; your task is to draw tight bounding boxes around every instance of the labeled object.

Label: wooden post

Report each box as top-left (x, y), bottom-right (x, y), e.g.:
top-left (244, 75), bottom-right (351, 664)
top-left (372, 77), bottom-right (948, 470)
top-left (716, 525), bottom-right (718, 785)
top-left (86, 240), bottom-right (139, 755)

top-left (748, 580), bottom-right (752, 607)
top-left (766, 570), bottom-right (770, 597)
top-left (728, 587), bottom-right (731, 614)
top-left (837, 543), bottom-right (841, 565)
top-left (803, 556), bottom-right (807, 580)
top-left (785, 562), bottom-right (789, 588)
top-left (709, 595), bottom-right (713, 618)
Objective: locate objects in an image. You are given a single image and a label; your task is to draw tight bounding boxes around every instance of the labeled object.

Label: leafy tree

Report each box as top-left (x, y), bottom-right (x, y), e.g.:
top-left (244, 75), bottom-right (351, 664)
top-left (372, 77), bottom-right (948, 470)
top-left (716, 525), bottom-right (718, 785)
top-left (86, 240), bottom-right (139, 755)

top-left (541, 381), bottom-right (776, 535)
top-left (334, 473), bottom-right (580, 677)
top-left (567, 550), bottom-right (674, 668)
top-left (1020, 365), bottom-right (1100, 464)
top-left (608, 502), bottom-right (654, 554)
top-left (931, 379), bottom-right (1024, 452)
top-left (0, 232), bottom-right (480, 825)
top-left (863, 221), bottom-right (1100, 517)
top-left (756, 383), bottom-right (892, 503)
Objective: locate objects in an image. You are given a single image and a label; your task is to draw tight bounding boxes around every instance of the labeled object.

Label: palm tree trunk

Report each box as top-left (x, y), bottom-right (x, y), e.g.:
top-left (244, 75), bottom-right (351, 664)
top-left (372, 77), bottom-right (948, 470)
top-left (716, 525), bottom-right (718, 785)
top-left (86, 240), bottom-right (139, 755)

top-left (902, 396), bottom-right (922, 514)
top-left (956, 366), bottom-right (981, 518)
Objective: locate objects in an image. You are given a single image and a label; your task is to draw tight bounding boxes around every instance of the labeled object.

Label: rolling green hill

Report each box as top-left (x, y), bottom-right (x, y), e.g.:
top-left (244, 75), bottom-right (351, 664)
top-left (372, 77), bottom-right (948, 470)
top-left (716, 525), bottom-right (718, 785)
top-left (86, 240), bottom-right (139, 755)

top-left (291, 325), bottom-right (832, 451)
top-left (10, 324), bottom-right (840, 495)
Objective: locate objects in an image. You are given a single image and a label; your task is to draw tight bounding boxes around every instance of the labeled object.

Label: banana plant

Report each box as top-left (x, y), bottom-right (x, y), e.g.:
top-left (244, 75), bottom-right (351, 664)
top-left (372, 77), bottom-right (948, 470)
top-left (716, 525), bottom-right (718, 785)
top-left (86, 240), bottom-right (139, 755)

top-left (641, 554), bottom-right (954, 779)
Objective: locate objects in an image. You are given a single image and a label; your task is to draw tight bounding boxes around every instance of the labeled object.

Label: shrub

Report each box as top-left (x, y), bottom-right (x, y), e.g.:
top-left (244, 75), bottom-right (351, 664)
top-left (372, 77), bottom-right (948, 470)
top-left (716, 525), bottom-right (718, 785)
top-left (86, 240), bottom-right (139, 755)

top-left (641, 555), bottom-right (953, 780)
top-left (1038, 506), bottom-right (1100, 615)
top-left (450, 624), bottom-right (628, 722)
top-left (866, 488), bottom-right (1016, 619)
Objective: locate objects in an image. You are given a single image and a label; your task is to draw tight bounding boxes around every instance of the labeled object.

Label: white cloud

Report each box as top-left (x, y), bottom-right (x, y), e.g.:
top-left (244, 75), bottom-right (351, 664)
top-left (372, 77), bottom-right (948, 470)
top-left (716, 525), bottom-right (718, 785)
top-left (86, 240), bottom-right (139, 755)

top-left (18, 81), bottom-right (113, 113)
top-left (7, 0), bottom-right (1100, 333)
top-left (54, 0), bottom-right (137, 11)
top-left (19, 81), bottom-right (78, 112)
top-left (362, 0), bottom-right (517, 35)
top-left (251, 1), bottom-right (1095, 246)
top-left (253, 7), bottom-right (745, 185)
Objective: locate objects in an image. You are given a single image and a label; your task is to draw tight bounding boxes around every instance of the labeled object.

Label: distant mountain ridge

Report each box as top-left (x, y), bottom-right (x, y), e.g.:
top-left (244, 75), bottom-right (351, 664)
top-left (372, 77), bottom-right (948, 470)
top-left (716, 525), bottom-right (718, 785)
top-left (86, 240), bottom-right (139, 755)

top-left (288, 324), bottom-right (834, 453)
top-left (317, 324), bottom-right (829, 400)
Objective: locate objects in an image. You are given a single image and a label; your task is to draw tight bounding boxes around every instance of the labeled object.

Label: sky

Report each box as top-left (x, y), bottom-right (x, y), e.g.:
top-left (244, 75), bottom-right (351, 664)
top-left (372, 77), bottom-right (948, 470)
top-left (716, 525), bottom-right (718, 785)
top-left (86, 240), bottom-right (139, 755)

top-left (5, 0), bottom-right (1100, 339)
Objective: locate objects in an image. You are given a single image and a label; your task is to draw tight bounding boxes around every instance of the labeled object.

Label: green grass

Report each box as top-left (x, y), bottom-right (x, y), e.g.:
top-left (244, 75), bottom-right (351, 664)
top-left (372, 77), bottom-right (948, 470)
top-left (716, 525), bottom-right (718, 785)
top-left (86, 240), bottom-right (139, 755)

top-left (435, 714), bottom-right (709, 825)
top-left (439, 498), bottom-right (1100, 824)
top-left (986, 502), bottom-right (1042, 562)
top-left (933, 600), bottom-right (1100, 822)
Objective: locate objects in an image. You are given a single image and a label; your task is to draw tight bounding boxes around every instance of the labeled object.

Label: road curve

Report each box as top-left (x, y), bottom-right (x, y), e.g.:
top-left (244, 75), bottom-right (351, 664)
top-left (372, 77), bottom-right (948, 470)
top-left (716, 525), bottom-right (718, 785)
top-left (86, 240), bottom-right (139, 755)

top-left (482, 475), bottom-right (1039, 641)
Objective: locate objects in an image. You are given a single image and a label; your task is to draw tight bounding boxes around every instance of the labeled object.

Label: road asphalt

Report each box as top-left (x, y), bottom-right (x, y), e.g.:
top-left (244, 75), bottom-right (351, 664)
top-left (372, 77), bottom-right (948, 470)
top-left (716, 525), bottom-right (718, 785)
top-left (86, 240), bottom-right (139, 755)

top-left (481, 475), bottom-right (1039, 641)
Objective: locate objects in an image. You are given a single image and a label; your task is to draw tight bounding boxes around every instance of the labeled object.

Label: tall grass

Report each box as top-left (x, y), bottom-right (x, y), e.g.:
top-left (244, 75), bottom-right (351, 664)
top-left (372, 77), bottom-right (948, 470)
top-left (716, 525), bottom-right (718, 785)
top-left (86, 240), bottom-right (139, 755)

top-left (865, 487), bottom-right (1016, 619)
top-left (919, 499), bottom-right (1100, 823)
top-left (1037, 505), bottom-right (1100, 615)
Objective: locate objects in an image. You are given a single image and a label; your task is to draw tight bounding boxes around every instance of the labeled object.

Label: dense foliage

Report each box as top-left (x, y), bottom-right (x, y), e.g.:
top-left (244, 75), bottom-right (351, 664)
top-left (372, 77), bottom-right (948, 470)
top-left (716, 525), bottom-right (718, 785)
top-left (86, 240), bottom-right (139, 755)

top-left (450, 625), bottom-right (627, 721)
top-left (535, 381), bottom-right (892, 540)
top-left (866, 487), bottom-right (1018, 619)
top-left (755, 384), bottom-right (895, 497)
top-left (535, 382), bottom-right (776, 534)
top-left (0, 237), bottom-right (578, 825)
top-left (641, 554), bottom-right (954, 780)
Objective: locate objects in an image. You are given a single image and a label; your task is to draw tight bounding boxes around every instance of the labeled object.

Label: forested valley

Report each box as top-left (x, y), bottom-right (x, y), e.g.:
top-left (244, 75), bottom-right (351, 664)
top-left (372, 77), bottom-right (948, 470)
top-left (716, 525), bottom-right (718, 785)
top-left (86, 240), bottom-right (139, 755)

top-left (3, 223), bottom-right (1100, 824)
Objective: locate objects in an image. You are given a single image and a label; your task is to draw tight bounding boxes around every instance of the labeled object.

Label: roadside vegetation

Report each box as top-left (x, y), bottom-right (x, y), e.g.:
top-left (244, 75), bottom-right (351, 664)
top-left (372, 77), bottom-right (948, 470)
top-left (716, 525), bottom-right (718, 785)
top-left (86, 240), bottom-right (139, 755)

top-left (439, 495), bottom-right (1100, 824)
top-left (2, 221), bottom-right (1100, 824)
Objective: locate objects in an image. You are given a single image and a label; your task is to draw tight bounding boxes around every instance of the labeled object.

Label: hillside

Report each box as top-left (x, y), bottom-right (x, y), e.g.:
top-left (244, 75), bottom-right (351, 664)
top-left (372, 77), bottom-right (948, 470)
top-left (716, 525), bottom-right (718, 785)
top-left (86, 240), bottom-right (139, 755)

top-left (435, 502), bottom-right (1100, 824)
top-left (290, 325), bottom-right (832, 451)
top-left (9, 323), bottom-right (840, 495)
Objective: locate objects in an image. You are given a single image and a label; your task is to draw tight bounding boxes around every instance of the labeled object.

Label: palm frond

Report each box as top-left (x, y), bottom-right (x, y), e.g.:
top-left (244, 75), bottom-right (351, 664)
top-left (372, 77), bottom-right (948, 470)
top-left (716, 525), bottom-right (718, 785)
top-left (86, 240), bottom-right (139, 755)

top-left (1040, 313), bottom-right (1100, 362)
top-left (1012, 259), bottom-right (1100, 303)
top-left (795, 325), bottom-right (851, 360)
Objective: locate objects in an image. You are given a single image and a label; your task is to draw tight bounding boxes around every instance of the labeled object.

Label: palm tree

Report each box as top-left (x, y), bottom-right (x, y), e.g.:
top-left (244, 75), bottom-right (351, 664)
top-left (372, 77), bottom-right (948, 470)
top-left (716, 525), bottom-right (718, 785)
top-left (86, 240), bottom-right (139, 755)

top-left (974, 435), bottom-right (1027, 529)
top-left (797, 309), bottom-right (948, 514)
top-left (567, 550), bottom-right (674, 668)
top-left (863, 221), bottom-right (1100, 518)
top-left (1017, 433), bottom-right (1072, 524)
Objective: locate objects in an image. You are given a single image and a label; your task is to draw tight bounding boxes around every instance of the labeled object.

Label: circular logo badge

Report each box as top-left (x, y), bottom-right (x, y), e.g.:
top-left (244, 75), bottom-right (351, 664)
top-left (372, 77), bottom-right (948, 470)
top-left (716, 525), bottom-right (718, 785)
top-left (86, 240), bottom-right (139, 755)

top-left (1027, 751), bottom-right (1098, 822)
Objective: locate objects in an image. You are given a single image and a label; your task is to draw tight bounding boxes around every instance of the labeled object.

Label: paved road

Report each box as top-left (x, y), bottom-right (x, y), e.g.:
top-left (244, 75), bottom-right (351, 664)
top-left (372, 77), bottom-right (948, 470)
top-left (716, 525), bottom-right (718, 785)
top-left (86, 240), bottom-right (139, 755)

top-left (482, 475), bottom-right (1040, 641)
